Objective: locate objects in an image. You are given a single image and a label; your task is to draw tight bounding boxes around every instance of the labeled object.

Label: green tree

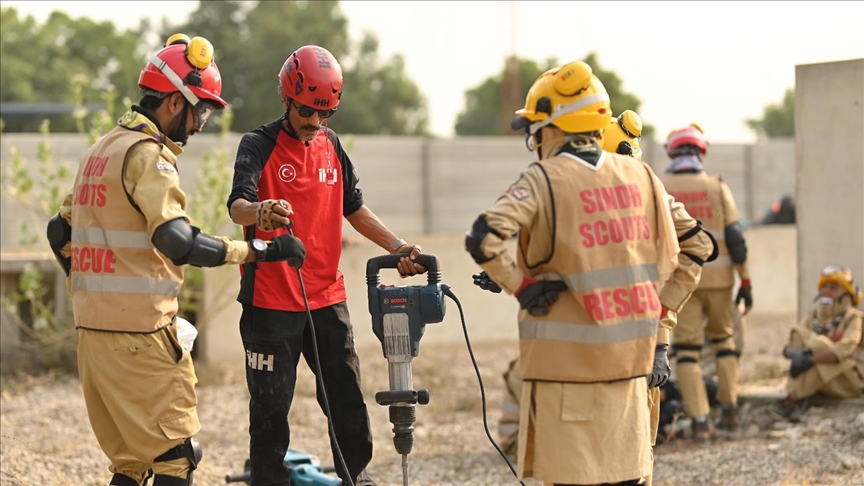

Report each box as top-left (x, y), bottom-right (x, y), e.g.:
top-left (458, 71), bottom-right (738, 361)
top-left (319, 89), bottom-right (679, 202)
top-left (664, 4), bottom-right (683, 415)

top-left (169, 0), bottom-right (427, 135)
top-left (455, 52), bottom-right (654, 137)
top-left (0, 7), bottom-right (148, 132)
top-left (746, 88), bottom-right (794, 138)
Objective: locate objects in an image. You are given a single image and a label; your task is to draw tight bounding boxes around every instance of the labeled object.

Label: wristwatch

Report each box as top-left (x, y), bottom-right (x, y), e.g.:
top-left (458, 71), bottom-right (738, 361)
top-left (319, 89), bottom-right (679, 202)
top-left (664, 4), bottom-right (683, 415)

top-left (251, 238), bottom-right (268, 262)
top-left (390, 238), bottom-right (408, 253)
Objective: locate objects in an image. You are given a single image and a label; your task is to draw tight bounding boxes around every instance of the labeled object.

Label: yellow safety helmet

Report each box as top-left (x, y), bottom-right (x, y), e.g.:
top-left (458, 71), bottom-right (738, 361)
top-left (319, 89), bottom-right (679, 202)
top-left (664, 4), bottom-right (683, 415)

top-left (511, 61), bottom-right (611, 135)
top-left (603, 110), bottom-right (643, 161)
top-left (818, 265), bottom-right (862, 307)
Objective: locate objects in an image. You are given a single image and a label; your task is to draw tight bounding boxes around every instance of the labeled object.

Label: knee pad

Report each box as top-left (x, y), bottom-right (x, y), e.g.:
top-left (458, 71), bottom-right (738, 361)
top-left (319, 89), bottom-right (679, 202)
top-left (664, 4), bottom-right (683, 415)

top-left (673, 344), bottom-right (702, 364)
top-left (153, 438), bottom-right (202, 486)
top-left (110, 473), bottom-right (140, 486)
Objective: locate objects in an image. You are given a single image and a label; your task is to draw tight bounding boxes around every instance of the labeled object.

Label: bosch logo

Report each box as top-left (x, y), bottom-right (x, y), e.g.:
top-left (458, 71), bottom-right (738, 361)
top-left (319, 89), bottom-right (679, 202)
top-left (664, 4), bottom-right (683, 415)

top-left (390, 297), bottom-right (408, 304)
top-left (278, 164), bottom-right (297, 183)
top-left (384, 298), bottom-right (389, 304)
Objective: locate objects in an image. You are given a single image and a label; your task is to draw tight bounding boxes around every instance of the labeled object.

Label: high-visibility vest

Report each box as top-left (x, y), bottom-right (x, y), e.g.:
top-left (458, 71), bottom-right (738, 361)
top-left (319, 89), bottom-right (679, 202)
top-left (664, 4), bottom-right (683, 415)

top-left (518, 152), bottom-right (665, 383)
top-left (70, 127), bottom-right (184, 333)
top-left (661, 172), bottom-right (735, 289)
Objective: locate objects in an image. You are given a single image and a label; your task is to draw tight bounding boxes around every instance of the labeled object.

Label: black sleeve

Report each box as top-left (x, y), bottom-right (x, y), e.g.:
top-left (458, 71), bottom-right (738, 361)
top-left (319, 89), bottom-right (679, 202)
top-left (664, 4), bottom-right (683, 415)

top-left (328, 129), bottom-right (364, 216)
top-left (227, 132), bottom-right (268, 211)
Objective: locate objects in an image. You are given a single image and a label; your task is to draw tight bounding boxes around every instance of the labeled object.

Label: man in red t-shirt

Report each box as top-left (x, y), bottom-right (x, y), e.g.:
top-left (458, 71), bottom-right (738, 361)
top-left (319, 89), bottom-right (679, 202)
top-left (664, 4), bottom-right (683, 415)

top-left (227, 45), bottom-right (423, 486)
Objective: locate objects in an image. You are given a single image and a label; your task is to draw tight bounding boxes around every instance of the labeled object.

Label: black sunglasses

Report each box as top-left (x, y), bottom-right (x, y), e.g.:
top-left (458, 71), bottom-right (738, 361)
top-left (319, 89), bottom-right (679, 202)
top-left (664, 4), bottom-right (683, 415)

top-left (291, 100), bottom-right (337, 119)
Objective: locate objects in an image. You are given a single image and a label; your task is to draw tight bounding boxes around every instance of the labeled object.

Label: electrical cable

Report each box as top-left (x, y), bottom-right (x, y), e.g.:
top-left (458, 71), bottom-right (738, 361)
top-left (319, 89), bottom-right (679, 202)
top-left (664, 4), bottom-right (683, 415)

top-left (444, 289), bottom-right (525, 486)
top-left (290, 228), bottom-right (354, 486)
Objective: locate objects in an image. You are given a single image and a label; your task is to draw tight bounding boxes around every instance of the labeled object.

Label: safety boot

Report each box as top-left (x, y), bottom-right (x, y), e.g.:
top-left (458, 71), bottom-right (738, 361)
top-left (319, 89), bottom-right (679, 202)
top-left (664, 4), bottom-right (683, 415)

top-left (716, 403), bottom-right (740, 431)
top-left (690, 416), bottom-right (714, 443)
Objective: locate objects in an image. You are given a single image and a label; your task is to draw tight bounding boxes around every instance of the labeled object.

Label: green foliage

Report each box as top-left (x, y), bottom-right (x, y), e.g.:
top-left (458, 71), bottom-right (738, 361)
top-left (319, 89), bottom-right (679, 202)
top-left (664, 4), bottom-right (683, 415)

top-left (168, 1), bottom-right (428, 135)
top-left (0, 7), bottom-right (148, 132)
top-left (746, 88), bottom-right (795, 138)
top-left (455, 52), bottom-right (654, 137)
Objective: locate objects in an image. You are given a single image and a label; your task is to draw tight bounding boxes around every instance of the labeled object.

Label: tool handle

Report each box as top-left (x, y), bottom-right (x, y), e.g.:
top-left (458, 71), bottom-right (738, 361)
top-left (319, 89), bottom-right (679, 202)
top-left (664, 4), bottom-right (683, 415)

top-left (365, 253), bottom-right (439, 277)
top-left (224, 471), bottom-right (251, 483)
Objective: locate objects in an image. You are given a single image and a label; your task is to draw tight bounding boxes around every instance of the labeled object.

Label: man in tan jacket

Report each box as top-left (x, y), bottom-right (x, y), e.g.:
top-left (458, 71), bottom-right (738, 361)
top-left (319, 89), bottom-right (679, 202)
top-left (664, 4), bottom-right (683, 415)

top-left (769, 265), bottom-right (864, 421)
top-left (465, 61), bottom-right (709, 486)
top-left (46, 34), bottom-right (305, 486)
top-left (660, 124), bottom-right (752, 442)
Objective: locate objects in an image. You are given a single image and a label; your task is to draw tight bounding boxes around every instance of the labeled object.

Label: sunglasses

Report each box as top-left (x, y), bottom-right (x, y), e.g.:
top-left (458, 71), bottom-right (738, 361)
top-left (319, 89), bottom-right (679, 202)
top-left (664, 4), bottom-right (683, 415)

top-left (190, 101), bottom-right (218, 130)
top-left (291, 100), bottom-right (337, 119)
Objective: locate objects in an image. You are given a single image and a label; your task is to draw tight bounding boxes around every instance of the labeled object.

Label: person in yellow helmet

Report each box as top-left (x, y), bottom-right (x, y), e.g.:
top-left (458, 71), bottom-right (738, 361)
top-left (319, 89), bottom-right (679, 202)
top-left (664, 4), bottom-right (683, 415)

top-left (768, 265), bottom-right (864, 420)
top-left (45, 34), bottom-right (306, 486)
top-left (465, 61), bottom-right (707, 486)
top-left (659, 123), bottom-right (751, 442)
top-left (602, 110), bottom-right (715, 486)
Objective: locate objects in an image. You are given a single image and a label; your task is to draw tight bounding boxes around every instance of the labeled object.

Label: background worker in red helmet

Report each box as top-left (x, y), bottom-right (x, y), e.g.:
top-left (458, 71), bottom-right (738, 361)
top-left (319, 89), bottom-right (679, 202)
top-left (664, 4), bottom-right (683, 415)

top-left (660, 123), bottom-right (752, 442)
top-left (768, 265), bottom-right (864, 421)
top-left (45, 34), bottom-right (305, 486)
top-left (226, 45), bottom-right (422, 486)
top-left (465, 61), bottom-right (696, 486)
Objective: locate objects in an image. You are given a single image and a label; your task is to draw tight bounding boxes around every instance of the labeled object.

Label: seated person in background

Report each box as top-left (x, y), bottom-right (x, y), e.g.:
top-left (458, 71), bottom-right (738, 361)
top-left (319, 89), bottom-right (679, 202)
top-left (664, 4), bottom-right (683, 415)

top-left (769, 265), bottom-right (864, 420)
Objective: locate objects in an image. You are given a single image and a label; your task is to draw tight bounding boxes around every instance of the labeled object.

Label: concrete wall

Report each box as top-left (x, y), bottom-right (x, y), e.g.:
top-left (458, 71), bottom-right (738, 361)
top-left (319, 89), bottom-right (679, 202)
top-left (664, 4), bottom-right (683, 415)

top-left (0, 132), bottom-right (799, 365)
top-left (795, 59), bottom-right (864, 313)
top-left (0, 133), bottom-right (795, 254)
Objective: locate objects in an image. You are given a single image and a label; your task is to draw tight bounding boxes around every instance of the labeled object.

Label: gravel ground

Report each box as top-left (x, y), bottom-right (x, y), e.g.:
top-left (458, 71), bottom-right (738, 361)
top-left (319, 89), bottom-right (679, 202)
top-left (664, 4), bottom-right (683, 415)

top-left (2, 315), bottom-right (864, 486)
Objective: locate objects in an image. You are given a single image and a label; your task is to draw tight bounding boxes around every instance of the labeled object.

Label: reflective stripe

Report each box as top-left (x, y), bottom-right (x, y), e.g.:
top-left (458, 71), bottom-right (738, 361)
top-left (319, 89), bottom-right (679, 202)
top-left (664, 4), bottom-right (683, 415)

top-left (529, 93), bottom-right (610, 134)
top-left (519, 318), bottom-right (657, 345)
top-left (536, 263), bottom-right (658, 293)
top-left (72, 227), bottom-right (152, 249)
top-left (72, 274), bottom-right (181, 297)
top-left (706, 256), bottom-right (732, 267)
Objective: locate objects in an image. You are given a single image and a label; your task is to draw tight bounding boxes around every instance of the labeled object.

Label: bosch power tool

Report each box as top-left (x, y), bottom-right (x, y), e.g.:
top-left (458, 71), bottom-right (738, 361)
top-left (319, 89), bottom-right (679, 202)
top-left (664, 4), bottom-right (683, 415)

top-left (225, 449), bottom-right (341, 485)
top-left (366, 253), bottom-right (448, 485)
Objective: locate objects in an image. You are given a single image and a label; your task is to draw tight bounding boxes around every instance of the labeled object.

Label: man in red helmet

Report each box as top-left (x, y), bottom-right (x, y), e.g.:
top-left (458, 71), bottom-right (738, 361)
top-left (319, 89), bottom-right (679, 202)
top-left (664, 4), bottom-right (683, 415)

top-left (226, 45), bottom-right (422, 486)
top-left (46, 34), bottom-right (306, 486)
top-left (660, 123), bottom-right (752, 442)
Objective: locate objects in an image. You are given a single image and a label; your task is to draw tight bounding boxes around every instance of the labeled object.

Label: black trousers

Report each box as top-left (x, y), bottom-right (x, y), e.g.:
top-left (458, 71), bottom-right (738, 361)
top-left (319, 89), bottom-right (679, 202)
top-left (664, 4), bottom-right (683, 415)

top-left (240, 302), bottom-right (373, 486)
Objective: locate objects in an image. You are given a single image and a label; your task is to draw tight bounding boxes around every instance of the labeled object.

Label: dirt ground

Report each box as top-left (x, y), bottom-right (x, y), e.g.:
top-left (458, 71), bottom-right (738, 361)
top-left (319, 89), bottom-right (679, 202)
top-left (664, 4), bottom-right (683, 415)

top-left (1, 313), bottom-right (863, 486)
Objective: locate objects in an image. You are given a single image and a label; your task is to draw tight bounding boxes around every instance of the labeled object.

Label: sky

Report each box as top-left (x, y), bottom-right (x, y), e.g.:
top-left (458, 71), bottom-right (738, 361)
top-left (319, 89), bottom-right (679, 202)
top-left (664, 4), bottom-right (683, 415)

top-left (2, 1), bottom-right (863, 143)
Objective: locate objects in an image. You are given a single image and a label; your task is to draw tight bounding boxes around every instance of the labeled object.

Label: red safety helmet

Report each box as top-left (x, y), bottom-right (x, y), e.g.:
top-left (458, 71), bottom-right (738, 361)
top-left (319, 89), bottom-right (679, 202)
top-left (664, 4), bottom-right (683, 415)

top-left (666, 123), bottom-right (708, 157)
top-left (278, 45), bottom-right (343, 109)
top-left (138, 34), bottom-right (227, 108)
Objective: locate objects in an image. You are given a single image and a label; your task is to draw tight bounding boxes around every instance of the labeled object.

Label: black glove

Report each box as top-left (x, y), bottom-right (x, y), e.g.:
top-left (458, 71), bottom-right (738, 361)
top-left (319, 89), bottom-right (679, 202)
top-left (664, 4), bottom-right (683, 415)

top-left (735, 279), bottom-right (753, 309)
top-left (788, 348), bottom-right (814, 378)
top-left (265, 234), bottom-right (306, 268)
top-left (516, 278), bottom-right (568, 316)
top-left (472, 271), bottom-right (502, 293)
top-left (646, 344), bottom-right (671, 388)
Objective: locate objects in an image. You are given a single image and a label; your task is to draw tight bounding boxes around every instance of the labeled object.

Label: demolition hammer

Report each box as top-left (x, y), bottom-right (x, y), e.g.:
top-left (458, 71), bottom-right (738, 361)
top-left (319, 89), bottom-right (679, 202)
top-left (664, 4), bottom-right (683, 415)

top-left (366, 253), bottom-right (448, 486)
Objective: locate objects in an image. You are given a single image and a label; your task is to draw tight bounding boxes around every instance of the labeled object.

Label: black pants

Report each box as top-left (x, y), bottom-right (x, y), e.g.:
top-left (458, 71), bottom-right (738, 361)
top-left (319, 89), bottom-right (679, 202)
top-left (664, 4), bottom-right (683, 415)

top-left (240, 302), bottom-right (373, 486)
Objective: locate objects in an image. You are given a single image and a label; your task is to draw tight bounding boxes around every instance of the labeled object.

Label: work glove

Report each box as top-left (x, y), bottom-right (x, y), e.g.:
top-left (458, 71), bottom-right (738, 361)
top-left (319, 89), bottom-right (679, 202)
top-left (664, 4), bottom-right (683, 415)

top-left (265, 234), bottom-right (306, 268)
top-left (514, 277), bottom-right (568, 316)
top-left (736, 279), bottom-right (753, 315)
top-left (646, 344), bottom-right (671, 388)
top-left (257, 199), bottom-right (293, 232)
top-left (472, 271), bottom-right (502, 293)
top-left (786, 348), bottom-right (814, 378)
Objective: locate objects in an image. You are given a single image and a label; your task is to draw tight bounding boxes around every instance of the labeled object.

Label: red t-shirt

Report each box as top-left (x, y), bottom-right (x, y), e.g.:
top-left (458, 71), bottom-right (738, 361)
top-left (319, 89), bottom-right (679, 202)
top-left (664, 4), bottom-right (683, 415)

top-left (227, 121), bottom-right (364, 311)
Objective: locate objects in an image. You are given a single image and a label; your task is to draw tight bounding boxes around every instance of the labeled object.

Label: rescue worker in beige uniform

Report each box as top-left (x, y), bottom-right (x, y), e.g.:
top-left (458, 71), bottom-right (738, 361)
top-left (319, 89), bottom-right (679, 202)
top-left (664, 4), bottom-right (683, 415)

top-left (769, 265), bottom-right (864, 420)
top-left (465, 61), bottom-right (707, 486)
top-left (603, 111), bottom-right (715, 486)
top-left (660, 124), bottom-right (753, 442)
top-left (46, 35), bottom-right (305, 486)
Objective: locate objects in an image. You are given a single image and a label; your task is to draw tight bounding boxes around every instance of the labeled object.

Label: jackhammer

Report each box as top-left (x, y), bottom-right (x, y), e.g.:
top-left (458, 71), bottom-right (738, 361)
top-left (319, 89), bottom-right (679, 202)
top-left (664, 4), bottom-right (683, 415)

top-left (366, 253), bottom-right (447, 486)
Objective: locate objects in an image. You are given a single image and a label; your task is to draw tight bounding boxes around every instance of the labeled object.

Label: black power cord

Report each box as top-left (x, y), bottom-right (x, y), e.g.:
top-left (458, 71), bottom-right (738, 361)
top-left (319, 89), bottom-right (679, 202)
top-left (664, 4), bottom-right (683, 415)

top-left (290, 229), bottom-right (354, 486)
top-left (444, 289), bottom-right (525, 486)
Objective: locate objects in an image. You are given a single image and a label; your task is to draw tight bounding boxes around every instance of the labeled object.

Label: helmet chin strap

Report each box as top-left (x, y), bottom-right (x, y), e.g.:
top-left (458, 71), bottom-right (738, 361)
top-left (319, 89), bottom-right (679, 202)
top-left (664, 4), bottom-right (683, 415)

top-left (170, 100), bottom-right (190, 146)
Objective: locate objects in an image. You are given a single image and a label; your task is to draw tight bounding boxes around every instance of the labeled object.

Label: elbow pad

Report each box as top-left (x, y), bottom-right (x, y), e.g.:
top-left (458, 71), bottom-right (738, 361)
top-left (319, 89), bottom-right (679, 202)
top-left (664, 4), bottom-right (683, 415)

top-left (676, 222), bottom-right (719, 266)
top-left (724, 222), bottom-right (747, 264)
top-left (152, 218), bottom-right (227, 268)
top-left (46, 213), bottom-right (72, 276)
top-left (465, 214), bottom-right (505, 264)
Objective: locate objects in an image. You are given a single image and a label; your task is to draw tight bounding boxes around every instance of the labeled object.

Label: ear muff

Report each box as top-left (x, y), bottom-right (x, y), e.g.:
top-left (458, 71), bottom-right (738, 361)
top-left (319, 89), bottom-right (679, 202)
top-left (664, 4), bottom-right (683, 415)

top-left (186, 37), bottom-right (214, 69)
top-left (554, 61), bottom-right (593, 96)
